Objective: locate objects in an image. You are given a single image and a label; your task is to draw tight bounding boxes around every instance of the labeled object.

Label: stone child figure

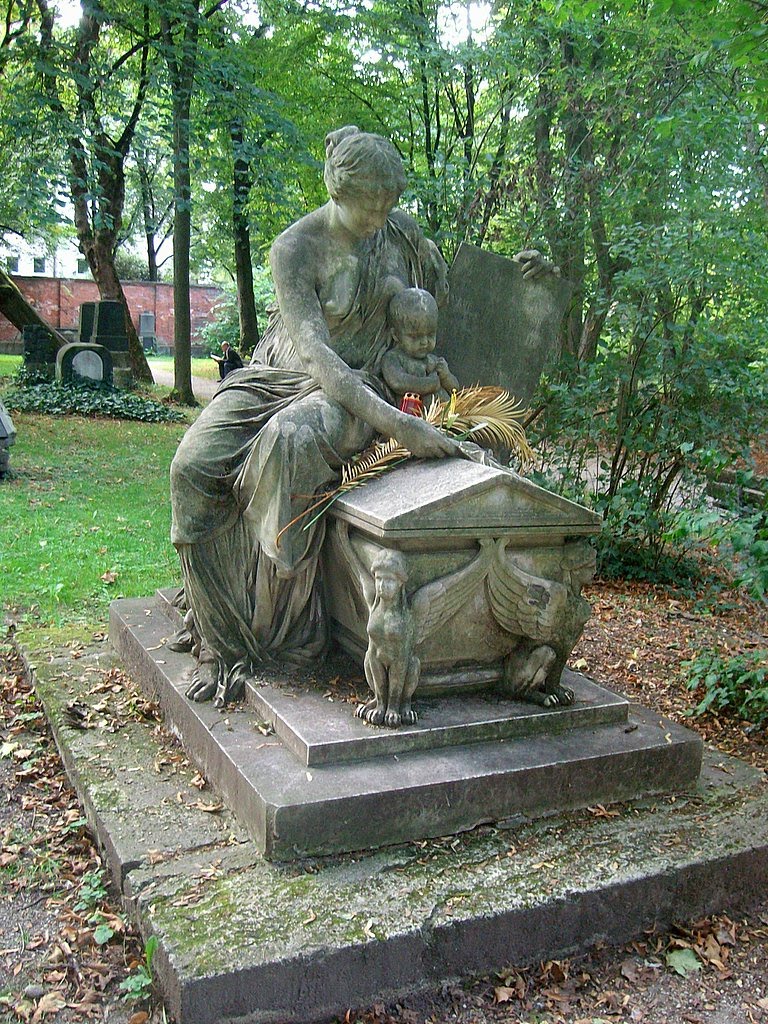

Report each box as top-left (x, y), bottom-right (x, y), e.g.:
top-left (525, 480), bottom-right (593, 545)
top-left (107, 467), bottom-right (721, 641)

top-left (381, 288), bottom-right (459, 404)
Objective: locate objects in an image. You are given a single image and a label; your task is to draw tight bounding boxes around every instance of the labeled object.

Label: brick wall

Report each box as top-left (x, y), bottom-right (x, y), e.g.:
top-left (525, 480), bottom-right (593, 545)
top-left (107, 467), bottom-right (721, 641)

top-left (0, 277), bottom-right (223, 352)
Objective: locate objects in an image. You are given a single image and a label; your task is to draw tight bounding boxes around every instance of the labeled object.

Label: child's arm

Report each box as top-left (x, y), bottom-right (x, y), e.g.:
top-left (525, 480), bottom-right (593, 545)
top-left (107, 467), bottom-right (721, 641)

top-left (381, 351), bottom-right (442, 396)
top-left (433, 356), bottom-right (460, 392)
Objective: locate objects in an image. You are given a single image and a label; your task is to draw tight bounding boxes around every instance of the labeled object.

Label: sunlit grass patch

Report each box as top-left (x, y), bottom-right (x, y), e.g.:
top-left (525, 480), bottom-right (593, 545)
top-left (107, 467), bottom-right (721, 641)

top-left (0, 413), bottom-right (186, 626)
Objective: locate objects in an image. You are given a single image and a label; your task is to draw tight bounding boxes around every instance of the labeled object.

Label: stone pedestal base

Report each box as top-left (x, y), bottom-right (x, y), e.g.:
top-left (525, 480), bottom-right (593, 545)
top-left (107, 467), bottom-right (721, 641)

top-left (110, 592), bottom-right (702, 861)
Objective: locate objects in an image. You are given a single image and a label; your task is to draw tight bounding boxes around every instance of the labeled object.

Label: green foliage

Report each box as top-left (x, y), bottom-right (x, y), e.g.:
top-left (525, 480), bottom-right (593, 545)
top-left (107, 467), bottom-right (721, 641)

top-left (74, 869), bottom-right (109, 913)
top-left (684, 648), bottom-right (768, 727)
top-left (197, 267), bottom-right (274, 357)
top-left (118, 935), bottom-right (158, 1004)
top-left (530, 286), bottom-right (768, 583)
top-left (4, 379), bottom-right (184, 423)
top-left (197, 296), bottom-right (240, 355)
top-left (667, 503), bottom-right (768, 604)
top-left (113, 249), bottom-right (151, 282)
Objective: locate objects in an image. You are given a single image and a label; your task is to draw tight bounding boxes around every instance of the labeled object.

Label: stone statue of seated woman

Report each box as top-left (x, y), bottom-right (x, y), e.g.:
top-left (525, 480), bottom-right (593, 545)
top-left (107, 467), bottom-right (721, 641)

top-left (169, 125), bottom-right (559, 709)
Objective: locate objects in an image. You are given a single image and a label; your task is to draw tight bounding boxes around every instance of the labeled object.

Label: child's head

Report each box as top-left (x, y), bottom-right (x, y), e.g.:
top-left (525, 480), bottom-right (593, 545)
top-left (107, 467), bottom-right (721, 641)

top-left (388, 288), bottom-right (438, 357)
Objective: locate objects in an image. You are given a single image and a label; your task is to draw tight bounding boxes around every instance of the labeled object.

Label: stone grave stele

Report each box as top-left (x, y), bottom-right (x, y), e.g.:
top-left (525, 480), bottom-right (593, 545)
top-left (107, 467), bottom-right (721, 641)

top-left (0, 399), bottom-right (16, 478)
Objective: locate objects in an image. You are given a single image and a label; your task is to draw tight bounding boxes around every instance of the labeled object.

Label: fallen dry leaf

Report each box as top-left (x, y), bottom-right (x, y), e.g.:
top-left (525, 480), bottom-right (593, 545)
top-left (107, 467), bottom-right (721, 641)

top-left (31, 989), bottom-right (66, 1022)
top-left (493, 986), bottom-right (518, 1004)
top-left (192, 799), bottom-right (224, 813)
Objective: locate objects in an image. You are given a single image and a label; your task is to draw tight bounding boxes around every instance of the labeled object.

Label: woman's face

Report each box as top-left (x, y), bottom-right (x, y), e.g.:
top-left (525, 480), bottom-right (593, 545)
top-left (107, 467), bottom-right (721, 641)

top-left (335, 190), bottom-right (399, 240)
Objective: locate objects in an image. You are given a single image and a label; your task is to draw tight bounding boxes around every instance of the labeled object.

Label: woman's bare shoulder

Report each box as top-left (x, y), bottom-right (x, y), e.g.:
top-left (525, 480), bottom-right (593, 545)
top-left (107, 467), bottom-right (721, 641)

top-left (270, 207), bottom-right (329, 267)
top-left (388, 207), bottom-right (421, 236)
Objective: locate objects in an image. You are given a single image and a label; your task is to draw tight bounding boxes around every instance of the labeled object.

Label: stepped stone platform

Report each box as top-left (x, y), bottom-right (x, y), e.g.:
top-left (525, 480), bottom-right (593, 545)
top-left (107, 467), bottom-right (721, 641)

top-left (111, 592), bottom-right (703, 860)
top-left (23, 628), bottom-right (768, 1024)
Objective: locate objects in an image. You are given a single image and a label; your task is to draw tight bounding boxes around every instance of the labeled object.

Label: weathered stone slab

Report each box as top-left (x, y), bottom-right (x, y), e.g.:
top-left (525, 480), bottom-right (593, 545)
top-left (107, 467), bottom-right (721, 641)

top-left (245, 670), bottom-right (629, 766)
top-left (24, 631), bottom-right (768, 1024)
top-left (437, 242), bottom-right (572, 404)
top-left (20, 643), bottom-right (247, 888)
top-left (329, 458), bottom-right (600, 543)
top-left (110, 595), bottom-right (702, 861)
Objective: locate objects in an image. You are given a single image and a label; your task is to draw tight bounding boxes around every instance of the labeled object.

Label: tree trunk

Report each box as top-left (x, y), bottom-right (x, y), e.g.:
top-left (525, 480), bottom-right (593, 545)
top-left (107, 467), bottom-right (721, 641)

top-left (171, 89), bottom-right (195, 405)
top-left (558, 33), bottom-right (588, 362)
top-left (138, 160), bottom-right (159, 282)
top-left (162, 1), bottom-right (200, 407)
top-left (0, 268), bottom-right (68, 346)
top-left (231, 117), bottom-right (259, 351)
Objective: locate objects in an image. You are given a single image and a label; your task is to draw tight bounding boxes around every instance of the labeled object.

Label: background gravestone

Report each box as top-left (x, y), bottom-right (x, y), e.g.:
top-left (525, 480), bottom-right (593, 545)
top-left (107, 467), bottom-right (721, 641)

top-left (78, 301), bottom-right (132, 388)
top-left (437, 243), bottom-right (572, 405)
top-left (22, 324), bottom-right (57, 380)
top-left (139, 311), bottom-right (156, 352)
top-left (0, 399), bottom-right (16, 479)
top-left (78, 302), bottom-right (97, 344)
top-left (56, 342), bottom-right (114, 386)
top-left (92, 300), bottom-right (129, 352)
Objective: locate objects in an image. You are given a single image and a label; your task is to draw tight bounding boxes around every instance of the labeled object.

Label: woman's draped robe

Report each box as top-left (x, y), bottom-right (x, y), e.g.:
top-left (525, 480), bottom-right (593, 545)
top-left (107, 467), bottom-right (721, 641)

top-left (170, 213), bottom-right (447, 695)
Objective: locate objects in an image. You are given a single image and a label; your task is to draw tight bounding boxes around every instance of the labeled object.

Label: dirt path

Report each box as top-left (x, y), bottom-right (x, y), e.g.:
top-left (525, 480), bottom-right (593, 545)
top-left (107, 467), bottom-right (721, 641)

top-left (150, 367), bottom-right (218, 403)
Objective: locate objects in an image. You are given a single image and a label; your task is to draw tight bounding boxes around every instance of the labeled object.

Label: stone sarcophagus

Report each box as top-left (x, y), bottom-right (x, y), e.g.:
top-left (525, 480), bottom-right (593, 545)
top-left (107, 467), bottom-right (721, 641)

top-left (324, 457), bottom-right (601, 716)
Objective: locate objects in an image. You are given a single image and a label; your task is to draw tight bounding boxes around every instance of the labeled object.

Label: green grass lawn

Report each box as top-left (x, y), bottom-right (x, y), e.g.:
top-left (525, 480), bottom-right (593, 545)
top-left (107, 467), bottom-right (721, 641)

top-left (148, 355), bottom-right (220, 381)
top-left (0, 354), bottom-right (22, 379)
top-left (0, 411), bottom-right (186, 629)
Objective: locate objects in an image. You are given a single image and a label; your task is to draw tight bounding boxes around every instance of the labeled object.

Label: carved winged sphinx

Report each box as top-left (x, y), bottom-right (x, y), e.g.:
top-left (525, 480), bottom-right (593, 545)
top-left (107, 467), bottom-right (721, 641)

top-left (335, 521), bottom-right (494, 726)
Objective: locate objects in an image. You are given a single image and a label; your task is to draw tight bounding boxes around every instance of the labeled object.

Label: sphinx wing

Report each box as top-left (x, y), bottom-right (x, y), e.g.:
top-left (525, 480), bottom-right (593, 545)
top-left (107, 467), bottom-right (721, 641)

top-left (412, 542), bottom-right (492, 644)
top-left (332, 520), bottom-right (375, 608)
top-left (487, 545), bottom-right (567, 640)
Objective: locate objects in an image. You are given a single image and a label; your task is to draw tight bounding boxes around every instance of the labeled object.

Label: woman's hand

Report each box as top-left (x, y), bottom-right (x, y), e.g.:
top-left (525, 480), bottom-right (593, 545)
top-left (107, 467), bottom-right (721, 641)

top-left (393, 415), bottom-right (459, 459)
top-left (512, 249), bottom-right (561, 280)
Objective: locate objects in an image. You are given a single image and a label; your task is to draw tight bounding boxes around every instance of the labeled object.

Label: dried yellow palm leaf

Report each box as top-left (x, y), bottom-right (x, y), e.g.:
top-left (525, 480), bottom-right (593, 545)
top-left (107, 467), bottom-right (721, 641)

top-left (340, 437), bottom-right (409, 488)
top-left (275, 386), bottom-right (534, 547)
top-left (426, 386), bottom-right (533, 468)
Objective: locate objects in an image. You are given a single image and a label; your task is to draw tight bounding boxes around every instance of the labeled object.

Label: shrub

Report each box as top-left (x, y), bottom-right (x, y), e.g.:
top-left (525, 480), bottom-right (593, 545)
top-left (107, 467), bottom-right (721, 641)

top-left (4, 378), bottom-right (184, 423)
top-left (684, 648), bottom-right (768, 727)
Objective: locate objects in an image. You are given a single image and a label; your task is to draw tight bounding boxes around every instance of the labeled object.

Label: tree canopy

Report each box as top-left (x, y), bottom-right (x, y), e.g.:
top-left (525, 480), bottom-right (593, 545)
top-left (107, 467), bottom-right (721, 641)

top-left (0, 0), bottom-right (765, 459)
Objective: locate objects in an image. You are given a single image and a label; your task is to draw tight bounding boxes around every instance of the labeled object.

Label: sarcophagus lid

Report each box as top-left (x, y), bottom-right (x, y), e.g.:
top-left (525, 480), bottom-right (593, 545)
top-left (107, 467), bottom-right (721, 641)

top-left (329, 458), bottom-right (601, 546)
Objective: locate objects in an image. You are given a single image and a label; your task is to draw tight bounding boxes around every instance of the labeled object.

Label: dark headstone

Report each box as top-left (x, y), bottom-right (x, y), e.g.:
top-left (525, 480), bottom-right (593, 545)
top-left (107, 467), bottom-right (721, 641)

top-left (56, 343), bottom-right (114, 386)
top-left (437, 243), bottom-right (572, 405)
top-left (92, 300), bottom-right (129, 352)
top-left (22, 324), bottom-right (56, 365)
top-left (78, 302), bottom-right (98, 343)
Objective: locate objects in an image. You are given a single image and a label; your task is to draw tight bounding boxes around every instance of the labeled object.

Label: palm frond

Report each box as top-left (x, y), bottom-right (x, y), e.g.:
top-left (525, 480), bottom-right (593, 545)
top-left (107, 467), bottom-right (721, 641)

top-left (275, 386), bottom-right (534, 547)
top-left (340, 437), bottom-right (409, 488)
top-left (426, 386), bottom-right (534, 467)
